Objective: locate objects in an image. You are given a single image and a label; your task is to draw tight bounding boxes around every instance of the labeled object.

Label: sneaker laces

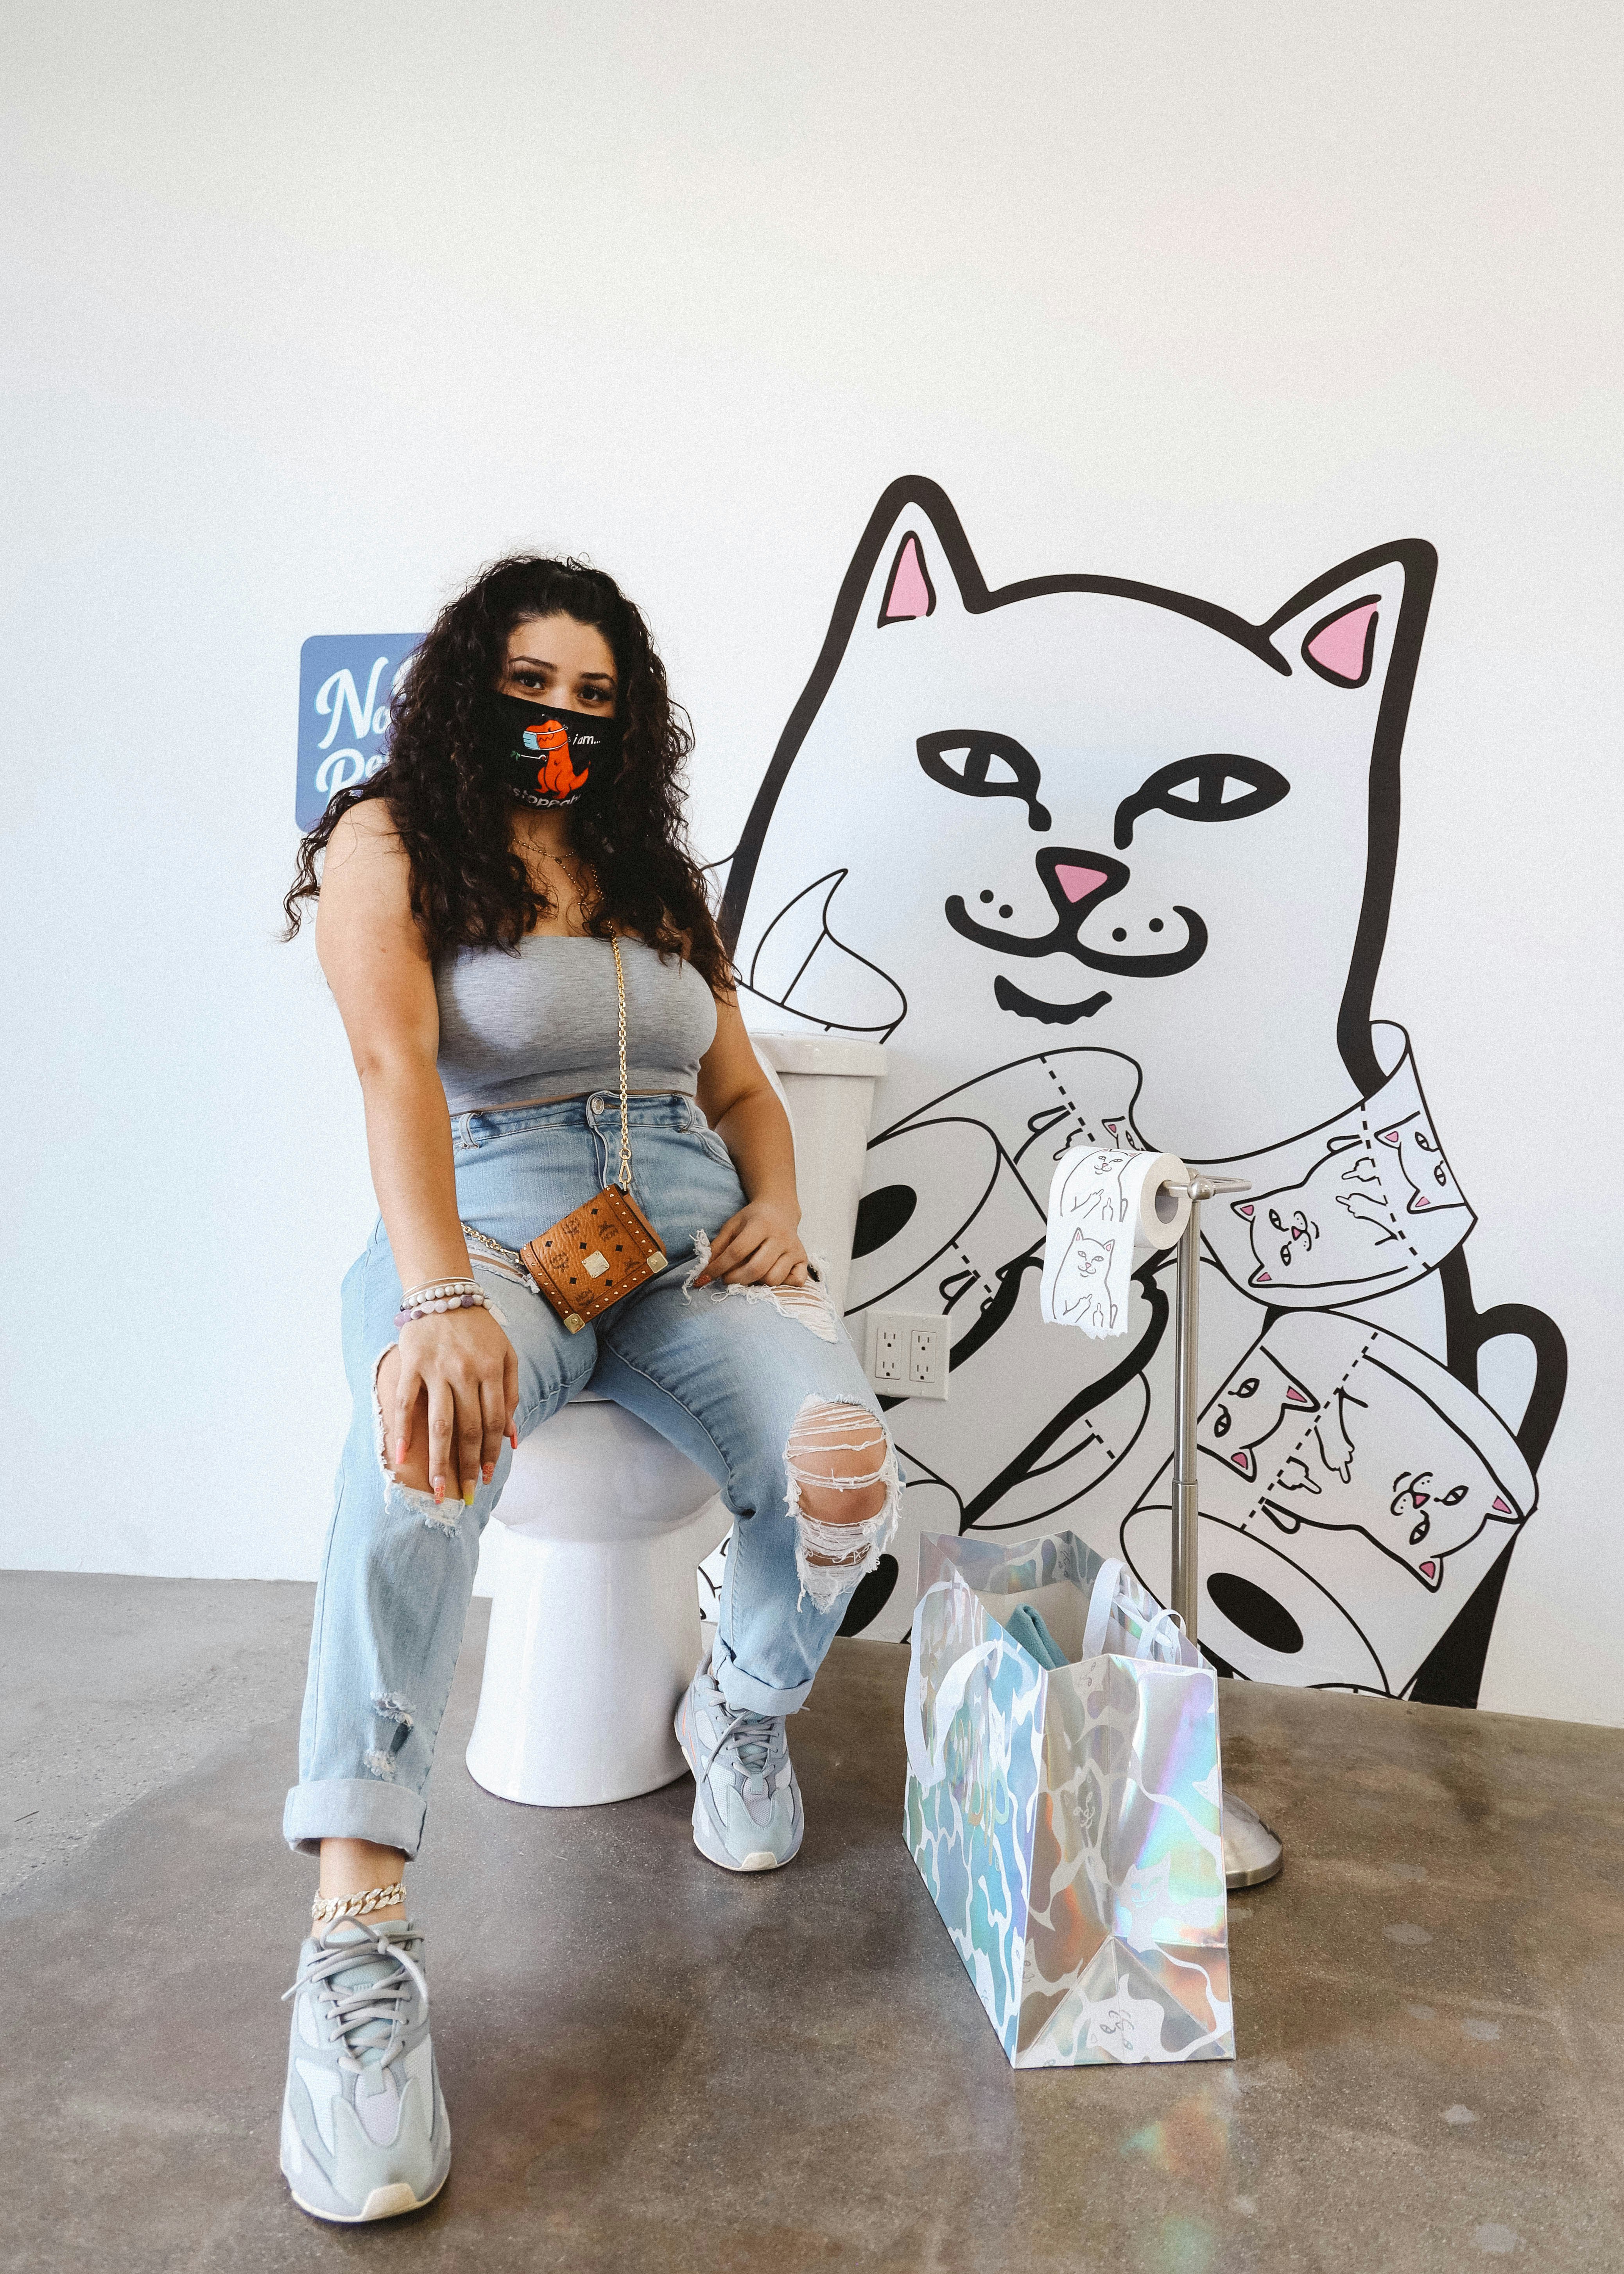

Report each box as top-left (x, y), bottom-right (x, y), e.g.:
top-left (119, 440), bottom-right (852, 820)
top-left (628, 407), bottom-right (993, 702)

top-left (701, 1706), bottom-right (780, 1795)
top-left (283, 1917), bottom-right (428, 2076)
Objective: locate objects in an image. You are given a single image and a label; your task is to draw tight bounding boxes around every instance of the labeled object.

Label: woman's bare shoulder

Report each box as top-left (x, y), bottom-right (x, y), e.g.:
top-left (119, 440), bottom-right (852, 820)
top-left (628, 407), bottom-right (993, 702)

top-left (316, 798), bottom-right (421, 948)
top-left (326, 794), bottom-right (405, 859)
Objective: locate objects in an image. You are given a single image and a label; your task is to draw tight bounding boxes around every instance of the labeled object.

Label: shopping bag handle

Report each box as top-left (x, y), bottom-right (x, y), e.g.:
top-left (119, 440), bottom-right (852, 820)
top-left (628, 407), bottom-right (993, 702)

top-left (903, 1580), bottom-right (1007, 1789)
top-left (1083, 1557), bottom-right (1188, 1664)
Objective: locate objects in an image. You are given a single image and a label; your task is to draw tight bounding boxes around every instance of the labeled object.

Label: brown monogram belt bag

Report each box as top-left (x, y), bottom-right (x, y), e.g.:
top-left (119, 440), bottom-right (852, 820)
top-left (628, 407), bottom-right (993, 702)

top-left (488, 933), bottom-right (669, 1336)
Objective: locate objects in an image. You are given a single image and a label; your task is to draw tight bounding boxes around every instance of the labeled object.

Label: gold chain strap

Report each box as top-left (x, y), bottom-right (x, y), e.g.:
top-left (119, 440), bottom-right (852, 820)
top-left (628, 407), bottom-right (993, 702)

top-left (610, 931), bottom-right (631, 1191)
top-left (571, 863), bottom-right (632, 1193)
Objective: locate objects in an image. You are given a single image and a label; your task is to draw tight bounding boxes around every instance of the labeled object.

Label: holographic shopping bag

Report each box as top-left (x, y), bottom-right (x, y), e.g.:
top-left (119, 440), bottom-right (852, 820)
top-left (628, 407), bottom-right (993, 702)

top-left (903, 1529), bottom-right (1233, 2068)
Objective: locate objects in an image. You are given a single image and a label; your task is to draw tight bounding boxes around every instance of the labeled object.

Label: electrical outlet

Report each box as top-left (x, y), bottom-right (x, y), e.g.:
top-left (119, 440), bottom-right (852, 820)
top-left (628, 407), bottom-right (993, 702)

top-left (864, 1311), bottom-right (949, 1400)
top-left (909, 1324), bottom-right (943, 1388)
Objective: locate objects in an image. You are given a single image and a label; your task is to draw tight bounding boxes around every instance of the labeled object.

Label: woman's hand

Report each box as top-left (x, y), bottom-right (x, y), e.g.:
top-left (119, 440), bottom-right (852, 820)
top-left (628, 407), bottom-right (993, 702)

top-left (693, 1198), bottom-right (809, 1289)
top-left (390, 1306), bottom-right (519, 1506)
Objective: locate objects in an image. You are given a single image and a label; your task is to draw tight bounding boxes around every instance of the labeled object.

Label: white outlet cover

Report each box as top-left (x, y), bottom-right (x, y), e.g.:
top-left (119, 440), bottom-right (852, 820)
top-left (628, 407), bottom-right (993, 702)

top-left (864, 1310), bottom-right (949, 1400)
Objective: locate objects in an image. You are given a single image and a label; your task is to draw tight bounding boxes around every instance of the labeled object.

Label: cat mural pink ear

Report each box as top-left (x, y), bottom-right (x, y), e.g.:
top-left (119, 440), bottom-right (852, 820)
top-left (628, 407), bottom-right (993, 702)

top-left (853, 481), bottom-right (982, 635)
top-left (1303, 597), bottom-right (1381, 687)
top-left (879, 531), bottom-right (936, 624)
top-left (1265, 546), bottom-right (1431, 693)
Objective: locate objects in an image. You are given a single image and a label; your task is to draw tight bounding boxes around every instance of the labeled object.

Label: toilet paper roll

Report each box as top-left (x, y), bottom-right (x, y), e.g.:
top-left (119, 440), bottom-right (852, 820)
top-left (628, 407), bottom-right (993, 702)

top-left (1040, 1148), bottom-right (1190, 1340)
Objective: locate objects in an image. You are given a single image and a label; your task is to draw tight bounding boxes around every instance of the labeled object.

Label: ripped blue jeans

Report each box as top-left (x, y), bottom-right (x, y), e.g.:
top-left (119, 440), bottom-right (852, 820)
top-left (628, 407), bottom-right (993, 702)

top-left (283, 1092), bottom-right (900, 1860)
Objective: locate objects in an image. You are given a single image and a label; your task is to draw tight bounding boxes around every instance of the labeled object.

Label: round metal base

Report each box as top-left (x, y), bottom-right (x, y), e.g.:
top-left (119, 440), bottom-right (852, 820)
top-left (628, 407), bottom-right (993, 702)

top-left (1224, 1790), bottom-right (1284, 1890)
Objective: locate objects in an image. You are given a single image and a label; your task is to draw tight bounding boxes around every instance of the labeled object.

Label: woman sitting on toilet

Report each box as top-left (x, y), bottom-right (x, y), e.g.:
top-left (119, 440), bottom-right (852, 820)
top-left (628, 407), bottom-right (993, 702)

top-left (276, 555), bottom-right (899, 2225)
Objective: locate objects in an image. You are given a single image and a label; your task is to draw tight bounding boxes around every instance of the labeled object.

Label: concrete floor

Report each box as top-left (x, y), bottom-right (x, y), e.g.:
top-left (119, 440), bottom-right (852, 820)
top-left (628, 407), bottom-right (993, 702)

top-left (3, 1574), bottom-right (1622, 2274)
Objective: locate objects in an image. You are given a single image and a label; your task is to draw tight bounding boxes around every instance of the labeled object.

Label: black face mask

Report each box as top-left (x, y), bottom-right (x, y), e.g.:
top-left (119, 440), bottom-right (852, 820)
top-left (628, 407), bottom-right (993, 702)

top-left (484, 692), bottom-right (621, 810)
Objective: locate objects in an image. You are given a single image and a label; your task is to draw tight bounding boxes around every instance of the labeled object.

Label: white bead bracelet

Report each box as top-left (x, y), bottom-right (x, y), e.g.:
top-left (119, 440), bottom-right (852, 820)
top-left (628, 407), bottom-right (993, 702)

top-left (394, 1287), bottom-right (504, 1328)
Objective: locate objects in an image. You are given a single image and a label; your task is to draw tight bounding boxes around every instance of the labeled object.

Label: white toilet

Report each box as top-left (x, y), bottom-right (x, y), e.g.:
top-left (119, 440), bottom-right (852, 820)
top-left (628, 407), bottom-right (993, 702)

top-left (464, 1030), bottom-right (887, 1808)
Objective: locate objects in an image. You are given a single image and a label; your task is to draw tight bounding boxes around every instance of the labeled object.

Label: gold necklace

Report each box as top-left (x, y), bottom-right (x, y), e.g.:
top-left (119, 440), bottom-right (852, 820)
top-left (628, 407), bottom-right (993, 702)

top-left (524, 836), bottom-right (587, 902)
top-left (565, 854), bottom-right (600, 914)
top-left (544, 848), bottom-right (600, 933)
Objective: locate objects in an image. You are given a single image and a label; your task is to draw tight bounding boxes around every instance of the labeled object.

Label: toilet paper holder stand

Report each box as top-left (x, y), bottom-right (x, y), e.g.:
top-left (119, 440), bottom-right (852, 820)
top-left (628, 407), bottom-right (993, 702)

top-left (1165, 1172), bottom-right (1285, 1892)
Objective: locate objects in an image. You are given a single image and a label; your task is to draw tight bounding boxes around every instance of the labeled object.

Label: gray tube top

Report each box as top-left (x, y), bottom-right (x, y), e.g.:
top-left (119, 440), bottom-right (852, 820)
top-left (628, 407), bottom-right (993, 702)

top-left (434, 935), bottom-right (719, 1111)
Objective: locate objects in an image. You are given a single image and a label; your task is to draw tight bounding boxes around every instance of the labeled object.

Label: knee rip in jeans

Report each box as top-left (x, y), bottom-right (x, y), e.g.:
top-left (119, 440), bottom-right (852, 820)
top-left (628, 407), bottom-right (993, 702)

top-left (785, 1396), bottom-right (901, 1614)
top-left (681, 1231), bottom-right (840, 1342)
top-left (371, 1347), bottom-right (463, 1537)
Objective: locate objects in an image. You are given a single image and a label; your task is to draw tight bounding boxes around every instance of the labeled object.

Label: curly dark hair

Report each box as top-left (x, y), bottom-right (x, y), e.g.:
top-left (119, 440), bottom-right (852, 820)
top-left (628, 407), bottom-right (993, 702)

top-left (282, 555), bottom-right (733, 995)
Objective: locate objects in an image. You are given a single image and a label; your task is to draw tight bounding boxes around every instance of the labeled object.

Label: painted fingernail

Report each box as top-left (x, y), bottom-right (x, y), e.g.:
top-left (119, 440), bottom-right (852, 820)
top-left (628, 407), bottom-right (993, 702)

top-left (482, 1462), bottom-right (495, 1483)
top-left (463, 1484), bottom-right (477, 1505)
top-left (432, 1477), bottom-right (445, 1503)
top-left (395, 1439), bottom-right (409, 1464)
top-left (509, 1428), bottom-right (519, 1449)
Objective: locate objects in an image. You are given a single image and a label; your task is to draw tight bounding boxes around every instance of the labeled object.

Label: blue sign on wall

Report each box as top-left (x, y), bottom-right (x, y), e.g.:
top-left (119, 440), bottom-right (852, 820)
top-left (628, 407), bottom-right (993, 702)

top-left (295, 635), bottom-right (423, 830)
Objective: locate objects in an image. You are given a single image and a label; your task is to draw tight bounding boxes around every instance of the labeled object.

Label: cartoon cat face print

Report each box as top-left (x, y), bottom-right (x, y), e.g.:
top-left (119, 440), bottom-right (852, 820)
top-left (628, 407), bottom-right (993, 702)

top-left (1196, 1316), bottom-right (1530, 1592)
top-left (1256, 1431), bottom-right (1511, 1593)
top-left (725, 480), bottom-right (1436, 1154)
top-left (1203, 1350), bottom-right (1319, 1483)
top-left (1052, 1229), bottom-right (1119, 1334)
top-left (1387, 1468), bottom-right (1474, 1550)
top-left (1374, 1112), bottom-right (1464, 1214)
top-left (1195, 1028), bottom-right (1475, 1312)
top-left (1054, 1147), bottom-right (1138, 1231)
top-left (1234, 1104), bottom-right (1467, 1295)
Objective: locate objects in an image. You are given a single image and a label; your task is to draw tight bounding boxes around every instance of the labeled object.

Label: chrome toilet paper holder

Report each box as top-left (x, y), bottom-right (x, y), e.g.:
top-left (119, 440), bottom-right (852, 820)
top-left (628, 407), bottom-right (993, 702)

top-left (1165, 1173), bottom-right (1285, 1892)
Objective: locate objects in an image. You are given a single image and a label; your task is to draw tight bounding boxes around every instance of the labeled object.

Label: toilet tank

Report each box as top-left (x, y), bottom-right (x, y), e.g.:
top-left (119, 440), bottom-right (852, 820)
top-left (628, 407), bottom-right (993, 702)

top-left (745, 1030), bottom-right (887, 1317)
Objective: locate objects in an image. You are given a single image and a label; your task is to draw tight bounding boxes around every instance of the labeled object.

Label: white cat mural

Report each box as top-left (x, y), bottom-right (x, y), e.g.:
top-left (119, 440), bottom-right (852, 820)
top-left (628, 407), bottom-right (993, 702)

top-left (721, 479), bottom-right (1565, 1704)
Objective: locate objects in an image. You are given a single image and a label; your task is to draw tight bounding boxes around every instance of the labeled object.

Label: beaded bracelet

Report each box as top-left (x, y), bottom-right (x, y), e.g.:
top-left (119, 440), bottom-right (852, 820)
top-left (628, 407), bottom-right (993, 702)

top-left (400, 1277), bottom-right (478, 1307)
top-left (394, 1287), bottom-right (504, 1328)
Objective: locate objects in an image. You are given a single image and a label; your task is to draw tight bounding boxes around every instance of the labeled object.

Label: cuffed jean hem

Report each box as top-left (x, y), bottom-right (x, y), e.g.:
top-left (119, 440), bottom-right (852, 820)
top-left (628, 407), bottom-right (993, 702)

top-left (711, 1634), bottom-right (816, 1718)
top-left (282, 1777), bottom-right (429, 1862)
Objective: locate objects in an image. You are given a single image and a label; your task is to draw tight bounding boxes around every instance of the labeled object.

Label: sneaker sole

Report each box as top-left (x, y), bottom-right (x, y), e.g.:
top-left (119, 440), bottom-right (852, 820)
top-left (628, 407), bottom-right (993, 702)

top-left (675, 1694), bottom-right (803, 1874)
top-left (692, 1817), bottom-right (797, 1872)
top-left (287, 2171), bottom-right (448, 2224)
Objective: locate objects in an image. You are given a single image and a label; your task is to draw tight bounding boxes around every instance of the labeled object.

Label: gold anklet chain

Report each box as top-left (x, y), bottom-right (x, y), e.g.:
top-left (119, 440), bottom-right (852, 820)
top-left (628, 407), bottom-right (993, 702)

top-left (312, 1880), bottom-right (406, 1928)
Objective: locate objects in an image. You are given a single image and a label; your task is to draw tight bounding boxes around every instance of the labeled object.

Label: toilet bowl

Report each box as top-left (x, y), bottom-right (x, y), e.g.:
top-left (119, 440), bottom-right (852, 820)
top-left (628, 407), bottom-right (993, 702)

top-left (464, 1029), bottom-right (887, 1809)
top-left (463, 1399), bottom-right (730, 1806)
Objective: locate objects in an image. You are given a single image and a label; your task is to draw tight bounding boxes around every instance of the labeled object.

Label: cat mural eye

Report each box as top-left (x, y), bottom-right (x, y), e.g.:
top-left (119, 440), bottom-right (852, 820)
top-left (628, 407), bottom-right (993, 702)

top-left (1411, 1129), bottom-right (1450, 1187)
top-left (1391, 1469), bottom-right (1471, 1544)
top-left (917, 731), bottom-right (1052, 833)
top-left (1112, 754), bottom-right (1290, 850)
top-left (1211, 1374), bottom-right (1259, 1437)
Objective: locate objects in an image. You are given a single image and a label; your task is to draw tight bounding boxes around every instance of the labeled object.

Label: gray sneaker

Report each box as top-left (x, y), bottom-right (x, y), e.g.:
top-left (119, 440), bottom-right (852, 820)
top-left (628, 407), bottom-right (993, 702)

top-left (280, 1917), bottom-right (451, 2223)
top-left (675, 1661), bottom-right (803, 1871)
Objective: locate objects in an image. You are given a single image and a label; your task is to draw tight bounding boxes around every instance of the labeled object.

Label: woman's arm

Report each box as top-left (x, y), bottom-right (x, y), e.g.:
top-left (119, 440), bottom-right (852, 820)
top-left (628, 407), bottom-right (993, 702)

top-left (692, 994), bottom-right (810, 1288)
top-left (316, 802), bottom-right (517, 1499)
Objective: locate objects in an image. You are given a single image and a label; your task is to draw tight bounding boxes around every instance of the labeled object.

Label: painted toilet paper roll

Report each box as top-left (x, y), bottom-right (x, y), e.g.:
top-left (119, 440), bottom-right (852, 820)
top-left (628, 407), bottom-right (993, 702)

top-left (1040, 1148), bottom-right (1191, 1340)
top-left (848, 1107), bottom-right (1156, 1558)
top-left (1121, 1310), bottom-right (1535, 1694)
top-left (1195, 1022), bottom-right (1474, 1310)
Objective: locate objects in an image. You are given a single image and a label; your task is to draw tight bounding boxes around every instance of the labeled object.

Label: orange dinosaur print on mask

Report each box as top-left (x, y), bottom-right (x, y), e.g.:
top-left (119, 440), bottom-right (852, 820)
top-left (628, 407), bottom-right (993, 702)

top-left (522, 717), bottom-right (590, 797)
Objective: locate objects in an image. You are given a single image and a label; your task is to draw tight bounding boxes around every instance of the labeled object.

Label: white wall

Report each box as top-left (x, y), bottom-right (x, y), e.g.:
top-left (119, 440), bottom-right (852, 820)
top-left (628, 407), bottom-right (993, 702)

top-left (2, 3), bottom-right (1619, 1720)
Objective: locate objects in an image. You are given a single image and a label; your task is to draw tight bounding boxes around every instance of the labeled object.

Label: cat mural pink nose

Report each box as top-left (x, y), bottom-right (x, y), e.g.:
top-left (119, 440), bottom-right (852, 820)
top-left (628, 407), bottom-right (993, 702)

top-left (1055, 862), bottom-right (1110, 904)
